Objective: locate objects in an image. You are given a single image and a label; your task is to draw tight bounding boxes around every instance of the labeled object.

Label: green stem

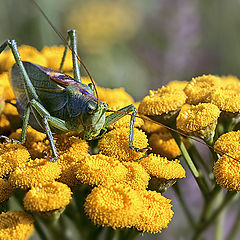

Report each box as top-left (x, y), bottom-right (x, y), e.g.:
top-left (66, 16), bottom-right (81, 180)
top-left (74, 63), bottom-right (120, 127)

top-left (33, 218), bottom-right (49, 240)
top-left (189, 143), bottom-right (210, 175)
top-left (226, 208), bottom-right (240, 240)
top-left (173, 184), bottom-right (195, 228)
top-left (171, 132), bottom-right (209, 196)
top-left (193, 191), bottom-right (236, 240)
top-left (214, 191), bottom-right (224, 240)
top-left (199, 185), bottom-right (222, 223)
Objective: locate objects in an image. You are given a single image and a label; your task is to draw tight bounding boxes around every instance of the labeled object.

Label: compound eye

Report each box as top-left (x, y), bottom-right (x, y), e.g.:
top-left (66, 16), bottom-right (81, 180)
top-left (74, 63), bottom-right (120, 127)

top-left (87, 102), bottom-right (97, 114)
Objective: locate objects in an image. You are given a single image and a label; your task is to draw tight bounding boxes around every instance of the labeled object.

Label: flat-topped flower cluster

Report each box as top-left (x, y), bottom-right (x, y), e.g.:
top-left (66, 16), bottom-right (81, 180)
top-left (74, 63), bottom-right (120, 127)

top-left (0, 44), bottom-right (239, 240)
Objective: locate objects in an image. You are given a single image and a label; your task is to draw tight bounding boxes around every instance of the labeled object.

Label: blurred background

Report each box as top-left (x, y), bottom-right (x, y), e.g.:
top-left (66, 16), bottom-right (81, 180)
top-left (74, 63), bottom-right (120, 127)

top-left (2, 0), bottom-right (240, 101)
top-left (1, 0), bottom-right (240, 239)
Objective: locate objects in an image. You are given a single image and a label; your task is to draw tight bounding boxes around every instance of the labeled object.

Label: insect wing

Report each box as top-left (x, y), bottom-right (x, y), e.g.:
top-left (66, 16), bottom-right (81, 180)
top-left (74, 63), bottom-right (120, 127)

top-left (10, 61), bottom-right (68, 113)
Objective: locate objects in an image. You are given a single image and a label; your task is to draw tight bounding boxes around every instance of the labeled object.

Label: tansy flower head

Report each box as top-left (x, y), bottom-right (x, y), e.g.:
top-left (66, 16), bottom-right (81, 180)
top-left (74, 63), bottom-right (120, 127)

top-left (30, 135), bottom-right (89, 160)
top-left (24, 181), bottom-right (72, 213)
top-left (84, 183), bottom-right (143, 229)
top-left (57, 153), bottom-right (91, 186)
top-left (0, 143), bottom-right (30, 177)
top-left (75, 154), bottom-right (127, 187)
top-left (206, 88), bottom-right (240, 113)
top-left (0, 45), bottom-right (47, 72)
top-left (55, 136), bottom-right (89, 186)
top-left (176, 103), bottom-right (220, 142)
top-left (214, 151), bottom-right (240, 191)
top-left (41, 45), bottom-right (72, 72)
top-left (149, 129), bottom-right (182, 159)
top-left (138, 86), bottom-right (186, 122)
top-left (134, 190), bottom-right (174, 233)
top-left (97, 86), bottom-right (134, 109)
top-left (139, 154), bottom-right (186, 180)
top-left (0, 211), bottom-right (34, 240)
top-left (121, 161), bottom-right (150, 190)
top-left (141, 118), bottom-right (165, 134)
top-left (0, 178), bottom-right (13, 203)
top-left (184, 74), bottom-right (222, 105)
top-left (0, 72), bottom-right (15, 100)
top-left (106, 105), bottom-right (144, 130)
top-left (167, 80), bottom-right (188, 90)
top-left (9, 158), bottom-right (61, 189)
top-left (98, 127), bottom-right (148, 161)
top-left (214, 131), bottom-right (240, 155)
top-left (220, 75), bottom-right (240, 91)
top-left (55, 135), bottom-right (89, 157)
top-left (10, 127), bottom-right (46, 149)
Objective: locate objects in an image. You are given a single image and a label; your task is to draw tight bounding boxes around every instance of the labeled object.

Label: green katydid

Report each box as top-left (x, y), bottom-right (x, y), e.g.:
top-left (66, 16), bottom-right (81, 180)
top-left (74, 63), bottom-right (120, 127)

top-left (0, 32), bottom-right (148, 161)
top-left (0, 0), bottom-right (234, 163)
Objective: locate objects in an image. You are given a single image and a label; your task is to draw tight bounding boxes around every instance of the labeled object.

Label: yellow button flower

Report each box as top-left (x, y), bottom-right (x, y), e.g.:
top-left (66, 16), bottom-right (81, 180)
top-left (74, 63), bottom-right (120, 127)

top-left (176, 103), bottom-right (220, 141)
top-left (134, 190), bottom-right (174, 233)
top-left (24, 181), bottom-right (72, 212)
top-left (138, 86), bottom-right (186, 116)
top-left (206, 88), bottom-right (240, 113)
top-left (0, 211), bottom-right (34, 240)
top-left (140, 116), bottom-right (165, 134)
top-left (0, 45), bottom-right (47, 72)
top-left (121, 161), bottom-right (150, 190)
top-left (10, 127), bottom-right (46, 149)
top-left (98, 127), bottom-right (148, 161)
top-left (75, 154), bottom-right (127, 187)
top-left (9, 158), bottom-right (61, 189)
top-left (0, 143), bottom-right (30, 177)
top-left (139, 154), bottom-right (186, 180)
top-left (167, 80), bottom-right (188, 90)
top-left (97, 86), bottom-right (134, 109)
top-left (184, 74), bottom-right (222, 105)
top-left (84, 183), bottom-right (143, 229)
top-left (214, 131), bottom-right (240, 155)
top-left (0, 179), bottom-right (13, 203)
top-left (214, 151), bottom-right (240, 191)
top-left (220, 75), bottom-right (240, 91)
top-left (149, 129), bottom-right (182, 159)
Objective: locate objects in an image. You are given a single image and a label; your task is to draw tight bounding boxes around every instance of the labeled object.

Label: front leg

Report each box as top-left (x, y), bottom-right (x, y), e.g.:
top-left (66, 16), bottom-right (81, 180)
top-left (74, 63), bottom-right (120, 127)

top-left (105, 104), bottom-right (148, 152)
top-left (28, 99), bottom-right (69, 161)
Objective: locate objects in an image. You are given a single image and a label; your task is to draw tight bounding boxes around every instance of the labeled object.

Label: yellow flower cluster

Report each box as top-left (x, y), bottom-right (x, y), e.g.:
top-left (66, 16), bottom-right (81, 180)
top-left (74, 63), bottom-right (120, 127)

top-left (84, 183), bottom-right (173, 233)
top-left (138, 86), bottom-right (187, 116)
top-left (98, 127), bottom-right (148, 161)
top-left (0, 211), bottom-right (34, 240)
top-left (24, 181), bottom-right (72, 212)
top-left (0, 44), bottom-right (73, 73)
top-left (139, 154), bottom-right (186, 180)
top-left (9, 158), bottom-right (61, 189)
top-left (0, 45), bottom-right (191, 236)
top-left (0, 142), bottom-right (30, 177)
top-left (214, 152), bottom-right (240, 191)
top-left (0, 178), bottom-right (12, 203)
top-left (213, 131), bottom-right (240, 191)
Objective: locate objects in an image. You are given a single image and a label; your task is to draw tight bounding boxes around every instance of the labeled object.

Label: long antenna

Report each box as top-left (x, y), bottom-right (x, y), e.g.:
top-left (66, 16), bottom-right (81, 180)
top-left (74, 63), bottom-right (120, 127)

top-left (107, 109), bottom-right (240, 162)
top-left (30, 0), bottom-right (100, 106)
